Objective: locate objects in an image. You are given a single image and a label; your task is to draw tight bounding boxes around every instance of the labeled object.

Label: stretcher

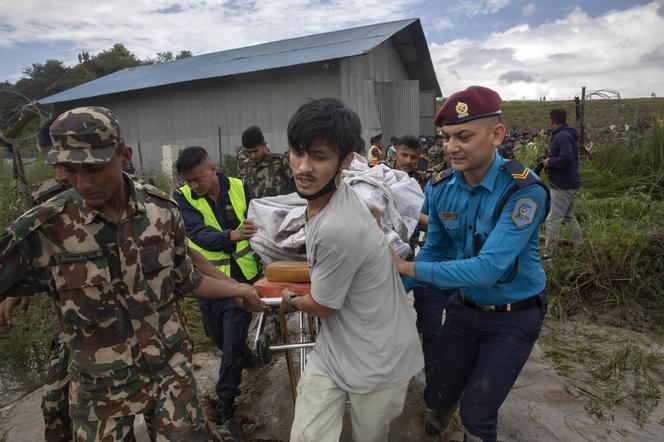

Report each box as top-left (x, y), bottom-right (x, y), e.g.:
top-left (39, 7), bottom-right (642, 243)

top-left (254, 277), bottom-right (318, 402)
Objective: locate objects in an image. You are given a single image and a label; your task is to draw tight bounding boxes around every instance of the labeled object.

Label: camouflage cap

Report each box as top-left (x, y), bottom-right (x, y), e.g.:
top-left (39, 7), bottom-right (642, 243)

top-left (46, 106), bottom-right (124, 165)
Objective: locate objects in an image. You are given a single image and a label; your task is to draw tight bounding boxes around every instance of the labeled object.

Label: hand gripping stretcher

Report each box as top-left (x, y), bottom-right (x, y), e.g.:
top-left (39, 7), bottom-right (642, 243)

top-left (253, 262), bottom-right (318, 402)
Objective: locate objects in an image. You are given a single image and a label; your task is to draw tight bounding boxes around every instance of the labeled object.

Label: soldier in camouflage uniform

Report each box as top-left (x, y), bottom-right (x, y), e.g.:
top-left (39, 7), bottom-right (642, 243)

top-left (0, 107), bottom-right (263, 442)
top-left (236, 126), bottom-right (294, 197)
top-left (33, 116), bottom-right (156, 442)
top-left (428, 134), bottom-right (447, 171)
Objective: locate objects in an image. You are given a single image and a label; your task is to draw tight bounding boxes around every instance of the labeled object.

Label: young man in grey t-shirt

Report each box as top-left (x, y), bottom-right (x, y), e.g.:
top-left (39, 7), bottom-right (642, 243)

top-left (281, 98), bottom-right (423, 442)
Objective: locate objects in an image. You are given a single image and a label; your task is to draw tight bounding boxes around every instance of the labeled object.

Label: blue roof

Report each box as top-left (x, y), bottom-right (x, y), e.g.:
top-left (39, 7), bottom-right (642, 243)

top-left (39, 18), bottom-right (438, 104)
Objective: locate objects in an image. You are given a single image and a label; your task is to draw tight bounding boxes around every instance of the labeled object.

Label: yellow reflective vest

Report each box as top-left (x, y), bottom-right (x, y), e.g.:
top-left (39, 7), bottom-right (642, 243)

top-left (179, 177), bottom-right (259, 280)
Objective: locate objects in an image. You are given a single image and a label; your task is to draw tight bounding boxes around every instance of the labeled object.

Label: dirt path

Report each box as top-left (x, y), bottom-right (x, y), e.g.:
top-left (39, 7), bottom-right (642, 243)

top-left (3, 322), bottom-right (662, 441)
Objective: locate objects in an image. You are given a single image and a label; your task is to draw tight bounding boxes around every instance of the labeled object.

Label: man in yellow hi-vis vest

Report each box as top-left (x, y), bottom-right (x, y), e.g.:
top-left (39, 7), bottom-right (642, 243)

top-left (172, 146), bottom-right (261, 428)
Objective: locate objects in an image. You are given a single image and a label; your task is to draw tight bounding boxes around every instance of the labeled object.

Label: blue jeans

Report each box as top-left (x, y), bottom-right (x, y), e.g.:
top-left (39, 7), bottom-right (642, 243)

top-left (412, 284), bottom-right (455, 382)
top-left (425, 293), bottom-right (547, 442)
top-left (197, 298), bottom-right (252, 400)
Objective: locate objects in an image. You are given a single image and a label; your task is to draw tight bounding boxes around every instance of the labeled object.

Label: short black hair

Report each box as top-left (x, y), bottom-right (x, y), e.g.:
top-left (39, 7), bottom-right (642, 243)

top-left (287, 98), bottom-right (361, 157)
top-left (549, 109), bottom-right (567, 125)
top-left (176, 146), bottom-right (210, 175)
top-left (390, 136), bottom-right (398, 144)
top-left (242, 125), bottom-right (265, 149)
top-left (397, 135), bottom-right (420, 151)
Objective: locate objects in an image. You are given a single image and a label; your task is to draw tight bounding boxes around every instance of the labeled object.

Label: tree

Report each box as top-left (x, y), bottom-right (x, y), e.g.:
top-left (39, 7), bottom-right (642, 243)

top-left (147, 50), bottom-right (193, 64)
top-left (175, 50), bottom-right (193, 60)
top-left (156, 51), bottom-right (174, 63)
top-left (91, 43), bottom-right (141, 77)
top-left (15, 59), bottom-right (69, 99)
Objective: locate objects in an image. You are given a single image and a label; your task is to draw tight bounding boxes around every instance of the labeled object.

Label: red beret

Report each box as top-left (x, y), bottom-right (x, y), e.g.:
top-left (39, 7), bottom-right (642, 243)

top-left (434, 85), bottom-right (502, 127)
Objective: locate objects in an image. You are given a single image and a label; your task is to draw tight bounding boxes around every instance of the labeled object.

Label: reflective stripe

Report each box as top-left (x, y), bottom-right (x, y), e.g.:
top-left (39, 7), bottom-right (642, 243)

top-left (179, 177), bottom-right (259, 280)
top-left (233, 245), bottom-right (253, 259)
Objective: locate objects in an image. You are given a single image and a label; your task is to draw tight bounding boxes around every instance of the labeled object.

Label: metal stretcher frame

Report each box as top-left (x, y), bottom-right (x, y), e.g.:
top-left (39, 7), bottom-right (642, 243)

top-left (254, 297), bottom-right (319, 402)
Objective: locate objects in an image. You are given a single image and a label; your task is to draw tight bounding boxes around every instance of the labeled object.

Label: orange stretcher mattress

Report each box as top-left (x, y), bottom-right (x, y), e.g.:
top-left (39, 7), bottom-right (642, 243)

top-left (254, 278), bottom-right (311, 298)
top-left (265, 261), bottom-right (310, 283)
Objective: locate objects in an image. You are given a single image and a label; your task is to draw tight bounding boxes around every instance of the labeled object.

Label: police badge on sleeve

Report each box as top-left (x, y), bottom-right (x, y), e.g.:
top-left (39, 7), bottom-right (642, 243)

top-left (512, 198), bottom-right (537, 227)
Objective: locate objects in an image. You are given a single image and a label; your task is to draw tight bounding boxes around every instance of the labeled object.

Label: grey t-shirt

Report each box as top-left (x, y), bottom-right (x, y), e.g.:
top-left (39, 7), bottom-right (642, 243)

top-left (305, 181), bottom-right (424, 394)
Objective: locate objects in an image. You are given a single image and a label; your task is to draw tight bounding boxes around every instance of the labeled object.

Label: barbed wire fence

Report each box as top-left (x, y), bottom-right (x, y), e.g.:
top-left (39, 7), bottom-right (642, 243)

top-left (0, 88), bottom-right (51, 206)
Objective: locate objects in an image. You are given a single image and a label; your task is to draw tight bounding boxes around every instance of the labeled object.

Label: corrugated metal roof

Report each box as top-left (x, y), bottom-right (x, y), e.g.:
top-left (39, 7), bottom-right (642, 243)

top-left (39, 19), bottom-right (421, 104)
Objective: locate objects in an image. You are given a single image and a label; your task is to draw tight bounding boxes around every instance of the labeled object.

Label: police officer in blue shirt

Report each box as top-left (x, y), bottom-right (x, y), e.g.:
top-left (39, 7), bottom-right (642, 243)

top-left (392, 86), bottom-right (549, 442)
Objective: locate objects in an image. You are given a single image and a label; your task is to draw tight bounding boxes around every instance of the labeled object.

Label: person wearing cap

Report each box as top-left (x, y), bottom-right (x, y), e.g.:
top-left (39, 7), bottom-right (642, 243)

top-left (236, 125), bottom-right (295, 197)
top-left (391, 86), bottom-right (550, 442)
top-left (0, 106), bottom-right (264, 442)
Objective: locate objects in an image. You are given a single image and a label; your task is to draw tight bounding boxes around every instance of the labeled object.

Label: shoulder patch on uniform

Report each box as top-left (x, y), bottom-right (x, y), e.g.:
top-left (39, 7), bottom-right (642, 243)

top-left (511, 198), bottom-right (538, 227)
top-left (143, 184), bottom-right (177, 204)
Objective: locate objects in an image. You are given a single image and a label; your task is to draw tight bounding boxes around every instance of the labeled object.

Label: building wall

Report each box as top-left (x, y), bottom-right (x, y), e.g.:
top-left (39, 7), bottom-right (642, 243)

top-left (340, 39), bottom-right (425, 146)
top-left (340, 39), bottom-right (411, 146)
top-left (56, 62), bottom-right (340, 169)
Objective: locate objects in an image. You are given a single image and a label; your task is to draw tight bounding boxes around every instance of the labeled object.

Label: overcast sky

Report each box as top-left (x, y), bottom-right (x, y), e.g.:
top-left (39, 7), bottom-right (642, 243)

top-left (1, 0), bottom-right (662, 100)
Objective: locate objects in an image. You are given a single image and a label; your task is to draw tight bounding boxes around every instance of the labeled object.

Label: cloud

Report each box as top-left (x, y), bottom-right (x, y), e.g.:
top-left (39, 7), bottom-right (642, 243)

top-left (153, 4), bottom-right (183, 14)
top-left (498, 70), bottom-right (546, 84)
top-left (641, 44), bottom-right (664, 63)
top-left (521, 3), bottom-right (536, 17)
top-left (449, 0), bottom-right (511, 18)
top-left (658, 0), bottom-right (664, 16)
top-left (0, 0), bottom-right (414, 70)
top-left (430, 2), bottom-right (664, 99)
top-left (434, 17), bottom-right (454, 30)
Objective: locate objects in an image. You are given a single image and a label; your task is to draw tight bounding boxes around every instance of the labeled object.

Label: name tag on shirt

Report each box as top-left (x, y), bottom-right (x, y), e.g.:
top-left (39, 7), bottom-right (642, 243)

top-left (52, 250), bottom-right (105, 265)
top-left (439, 212), bottom-right (457, 220)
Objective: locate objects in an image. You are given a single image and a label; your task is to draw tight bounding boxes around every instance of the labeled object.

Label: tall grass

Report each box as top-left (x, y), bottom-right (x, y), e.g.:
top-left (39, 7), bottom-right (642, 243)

top-left (528, 121), bottom-right (664, 327)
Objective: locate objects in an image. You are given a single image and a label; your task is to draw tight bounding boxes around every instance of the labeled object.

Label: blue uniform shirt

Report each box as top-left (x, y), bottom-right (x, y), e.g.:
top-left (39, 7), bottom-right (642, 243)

top-left (407, 154), bottom-right (547, 305)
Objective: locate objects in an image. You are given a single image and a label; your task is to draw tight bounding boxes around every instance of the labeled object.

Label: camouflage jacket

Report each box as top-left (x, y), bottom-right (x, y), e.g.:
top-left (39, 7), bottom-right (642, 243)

top-left (32, 178), bottom-right (70, 206)
top-left (237, 150), bottom-right (295, 197)
top-left (0, 174), bottom-right (203, 420)
top-left (428, 144), bottom-right (446, 170)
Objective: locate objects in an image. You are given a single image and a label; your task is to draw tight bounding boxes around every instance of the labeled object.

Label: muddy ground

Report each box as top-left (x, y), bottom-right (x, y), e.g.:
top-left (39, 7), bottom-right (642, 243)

top-left (2, 318), bottom-right (663, 441)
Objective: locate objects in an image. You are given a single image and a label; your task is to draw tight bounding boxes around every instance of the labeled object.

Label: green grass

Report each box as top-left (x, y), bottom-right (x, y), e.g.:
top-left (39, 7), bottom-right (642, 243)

top-left (501, 97), bottom-right (664, 133)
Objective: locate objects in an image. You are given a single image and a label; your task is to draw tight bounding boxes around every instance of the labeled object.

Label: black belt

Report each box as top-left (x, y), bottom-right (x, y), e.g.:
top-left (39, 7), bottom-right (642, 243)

top-left (458, 292), bottom-right (543, 312)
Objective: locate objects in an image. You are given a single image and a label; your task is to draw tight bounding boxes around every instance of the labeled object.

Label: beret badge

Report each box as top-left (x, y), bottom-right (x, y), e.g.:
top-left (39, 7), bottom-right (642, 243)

top-left (455, 102), bottom-right (469, 119)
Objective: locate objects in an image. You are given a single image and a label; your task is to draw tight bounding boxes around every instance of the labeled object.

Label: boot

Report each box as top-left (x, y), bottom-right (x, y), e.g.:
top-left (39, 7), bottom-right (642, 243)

top-left (216, 398), bottom-right (235, 425)
top-left (424, 401), bottom-right (460, 437)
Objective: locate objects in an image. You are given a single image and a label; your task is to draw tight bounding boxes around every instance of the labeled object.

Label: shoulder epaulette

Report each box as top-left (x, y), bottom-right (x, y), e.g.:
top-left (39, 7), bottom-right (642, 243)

top-left (501, 159), bottom-right (539, 189)
top-left (429, 167), bottom-right (455, 187)
top-left (143, 183), bottom-right (177, 204)
top-left (6, 197), bottom-right (67, 246)
top-left (31, 179), bottom-right (68, 206)
top-left (495, 159), bottom-right (551, 221)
